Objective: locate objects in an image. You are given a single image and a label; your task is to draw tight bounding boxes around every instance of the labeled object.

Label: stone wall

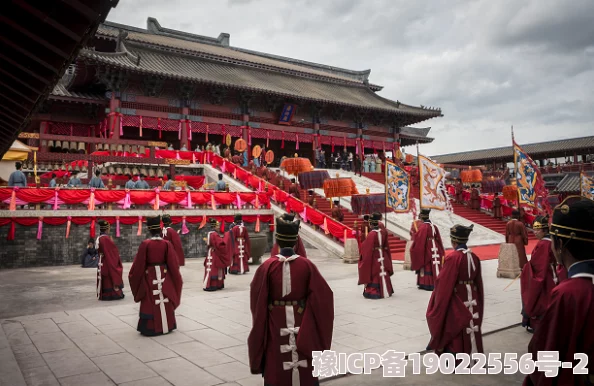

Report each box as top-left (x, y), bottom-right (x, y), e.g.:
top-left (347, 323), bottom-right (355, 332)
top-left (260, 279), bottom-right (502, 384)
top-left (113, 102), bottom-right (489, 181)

top-left (0, 222), bottom-right (272, 269)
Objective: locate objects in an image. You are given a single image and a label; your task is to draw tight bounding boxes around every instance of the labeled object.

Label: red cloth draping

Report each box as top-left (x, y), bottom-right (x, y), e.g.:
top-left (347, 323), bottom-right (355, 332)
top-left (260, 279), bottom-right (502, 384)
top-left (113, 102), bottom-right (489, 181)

top-left (174, 175), bottom-right (205, 189)
top-left (159, 191), bottom-right (187, 204)
top-left (94, 190), bottom-right (127, 203)
top-left (58, 189), bottom-right (90, 204)
top-left (16, 189), bottom-right (55, 203)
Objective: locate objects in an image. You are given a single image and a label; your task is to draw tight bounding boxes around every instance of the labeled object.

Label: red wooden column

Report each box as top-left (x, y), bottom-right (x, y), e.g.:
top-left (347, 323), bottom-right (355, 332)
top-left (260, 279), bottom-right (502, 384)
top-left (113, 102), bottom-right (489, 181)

top-left (313, 122), bottom-right (320, 167)
top-left (108, 95), bottom-right (121, 141)
top-left (242, 114), bottom-right (249, 166)
top-left (39, 121), bottom-right (49, 152)
top-left (181, 107), bottom-right (189, 150)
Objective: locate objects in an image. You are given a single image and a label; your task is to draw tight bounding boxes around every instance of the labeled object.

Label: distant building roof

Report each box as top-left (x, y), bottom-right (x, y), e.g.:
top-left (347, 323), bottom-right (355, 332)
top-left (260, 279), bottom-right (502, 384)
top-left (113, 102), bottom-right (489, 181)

top-left (432, 136), bottom-right (594, 165)
top-left (554, 173), bottom-right (581, 193)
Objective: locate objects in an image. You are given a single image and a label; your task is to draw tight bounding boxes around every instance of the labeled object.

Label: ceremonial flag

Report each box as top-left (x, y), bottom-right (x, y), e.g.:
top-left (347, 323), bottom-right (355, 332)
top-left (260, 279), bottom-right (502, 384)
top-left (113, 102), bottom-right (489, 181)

top-left (385, 160), bottom-right (411, 213)
top-left (418, 155), bottom-right (450, 211)
top-left (513, 138), bottom-right (550, 215)
top-left (581, 172), bottom-right (594, 200)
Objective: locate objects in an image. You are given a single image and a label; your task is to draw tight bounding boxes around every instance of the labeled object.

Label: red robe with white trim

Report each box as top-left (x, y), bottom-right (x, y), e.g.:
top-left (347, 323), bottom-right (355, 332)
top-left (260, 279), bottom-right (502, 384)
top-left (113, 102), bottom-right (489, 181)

top-left (128, 238), bottom-right (183, 336)
top-left (96, 234), bottom-right (124, 300)
top-left (163, 227), bottom-right (185, 266)
top-left (523, 262), bottom-right (594, 386)
top-left (426, 248), bottom-right (484, 355)
top-left (229, 224), bottom-right (251, 274)
top-left (248, 252), bottom-right (333, 386)
top-left (203, 231), bottom-right (230, 291)
top-left (271, 236), bottom-right (307, 258)
top-left (358, 228), bottom-right (394, 299)
top-left (410, 221), bottom-right (445, 290)
top-left (520, 237), bottom-right (559, 331)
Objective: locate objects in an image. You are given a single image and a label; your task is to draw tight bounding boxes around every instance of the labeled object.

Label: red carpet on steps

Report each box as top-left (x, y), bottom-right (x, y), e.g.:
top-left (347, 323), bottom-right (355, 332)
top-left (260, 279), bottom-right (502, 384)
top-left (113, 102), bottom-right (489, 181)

top-left (391, 239), bottom-right (540, 261)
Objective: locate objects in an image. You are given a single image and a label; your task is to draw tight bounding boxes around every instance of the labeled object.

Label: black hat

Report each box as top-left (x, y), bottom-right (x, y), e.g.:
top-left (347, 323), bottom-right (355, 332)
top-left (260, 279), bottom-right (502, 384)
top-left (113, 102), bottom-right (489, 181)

top-left (15, 162), bottom-right (22, 169)
top-left (291, 178), bottom-right (296, 183)
top-left (147, 215), bottom-right (161, 230)
top-left (551, 196), bottom-right (594, 243)
top-left (309, 190), bottom-right (314, 195)
top-left (512, 209), bottom-right (520, 218)
top-left (218, 174), bottom-right (223, 180)
top-left (281, 213), bottom-right (296, 222)
top-left (275, 216), bottom-right (300, 242)
top-left (98, 219), bottom-right (110, 232)
top-left (234, 214), bottom-right (242, 222)
top-left (209, 218), bottom-right (219, 228)
top-left (420, 209), bottom-right (431, 219)
top-left (334, 199), bottom-right (339, 204)
top-left (363, 214), bottom-right (370, 221)
top-left (532, 215), bottom-right (549, 230)
top-left (370, 212), bottom-right (381, 225)
top-left (450, 224), bottom-right (474, 244)
top-left (162, 214), bottom-right (172, 226)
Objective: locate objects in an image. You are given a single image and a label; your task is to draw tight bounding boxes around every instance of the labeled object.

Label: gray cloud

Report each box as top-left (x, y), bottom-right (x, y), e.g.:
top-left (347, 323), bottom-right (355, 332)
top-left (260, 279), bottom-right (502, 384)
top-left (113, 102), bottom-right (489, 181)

top-left (107, 0), bottom-right (593, 155)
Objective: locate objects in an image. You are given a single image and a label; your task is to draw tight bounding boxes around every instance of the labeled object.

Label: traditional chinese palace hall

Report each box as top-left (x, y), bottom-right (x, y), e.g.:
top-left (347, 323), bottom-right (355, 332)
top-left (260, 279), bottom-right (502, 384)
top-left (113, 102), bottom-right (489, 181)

top-left (16, 17), bottom-right (442, 172)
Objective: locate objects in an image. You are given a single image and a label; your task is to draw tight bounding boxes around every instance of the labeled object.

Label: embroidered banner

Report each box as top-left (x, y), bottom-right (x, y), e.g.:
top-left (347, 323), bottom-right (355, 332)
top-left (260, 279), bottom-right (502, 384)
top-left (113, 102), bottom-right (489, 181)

top-left (581, 172), bottom-right (594, 201)
top-left (418, 155), bottom-right (449, 211)
top-left (385, 160), bottom-right (411, 213)
top-left (278, 104), bottom-right (296, 125)
top-left (513, 141), bottom-right (549, 216)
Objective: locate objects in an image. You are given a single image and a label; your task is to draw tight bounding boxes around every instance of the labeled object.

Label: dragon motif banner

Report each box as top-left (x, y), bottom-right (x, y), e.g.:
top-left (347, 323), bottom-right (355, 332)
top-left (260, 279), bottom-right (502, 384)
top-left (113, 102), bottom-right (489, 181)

top-left (581, 172), bottom-right (594, 201)
top-left (418, 156), bottom-right (449, 211)
top-left (513, 141), bottom-right (544, 207)
top-left (385, 160), bottom-right (410, 212)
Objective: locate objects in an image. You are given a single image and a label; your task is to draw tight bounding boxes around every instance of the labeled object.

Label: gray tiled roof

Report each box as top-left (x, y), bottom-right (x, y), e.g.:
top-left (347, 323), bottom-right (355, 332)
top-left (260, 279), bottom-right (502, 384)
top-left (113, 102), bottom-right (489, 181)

top-left (98, 21), bottom-right (378, 87)
top-left (554, 173), bottom-right (581, 193)
top-left (80, 45), bottom-right (441, 118)
top-left (432, 136), bottom-right (594, 164)
top-left (50, 83), bottom-right (104, 101)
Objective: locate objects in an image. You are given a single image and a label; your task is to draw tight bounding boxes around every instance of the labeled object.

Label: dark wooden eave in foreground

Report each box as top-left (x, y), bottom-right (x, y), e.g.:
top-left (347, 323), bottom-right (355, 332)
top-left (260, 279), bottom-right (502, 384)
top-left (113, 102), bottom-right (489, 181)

top-left (0, 0), bottom-right (119, 158)
top-left (431, 136), bottom-right (594, 166)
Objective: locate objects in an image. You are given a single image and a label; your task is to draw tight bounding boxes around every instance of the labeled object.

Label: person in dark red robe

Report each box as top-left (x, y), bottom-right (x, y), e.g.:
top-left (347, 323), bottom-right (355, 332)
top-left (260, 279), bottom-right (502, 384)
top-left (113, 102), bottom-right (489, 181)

top-left (128, 216), bottom-right (183, 336)
top-left (270, 213), bottom-right (307, 258)
top-left (95, 220), bottom-right (125, 301)
top-left (455, 179), bottom-right (464, 203)
top-left (248, 215), bottom-right (333, 386)
top-left (288, 178), bottom-right (301, 200)
top-left (523, 196), bottom-right (594, 386)
top-left (203, 219), bottom-right (231, 291)
top-left (426, 224), bottom-right (484, 357)
top-left (520, 216), bottom-right (560, 333)
top-left (410, 209), bottom-right (446, 291)
top-left (228, 214), bottom-right (251, 274)
top-left (470, 184), bottom-right (480, 210)
top-left (331, 200), bottom-right (344, 222)
top-left (358, 213), bottom-right (394, 299)
top-left (161, 214), bottom-right (185, 267)
top-left (307, 190), bottom-right (315, 206)
top-left (232, 152), bottom-right (242, 166)
top-left (493, 192), bottom-right (503, 219)
top-left (506, 210), bottom-right (528, 268)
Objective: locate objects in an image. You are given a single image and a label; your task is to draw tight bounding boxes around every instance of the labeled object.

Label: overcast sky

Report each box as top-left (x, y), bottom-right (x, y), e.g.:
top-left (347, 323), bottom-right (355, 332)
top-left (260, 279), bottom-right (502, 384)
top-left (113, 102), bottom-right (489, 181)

top-left (107, 0), bottom-right (594, 156)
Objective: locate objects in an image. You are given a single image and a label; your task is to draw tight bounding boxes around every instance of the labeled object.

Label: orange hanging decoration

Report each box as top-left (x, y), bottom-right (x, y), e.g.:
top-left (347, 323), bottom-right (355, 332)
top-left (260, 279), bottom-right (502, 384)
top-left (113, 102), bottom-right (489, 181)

top-left (252, 145), bottom-right (262, 158)
top-left (234, 138), bottom-right (247, 152)
top-left (137, 216), bottom-right (142, 236)
top-left (225, 134), bottom-right (232, 147)
top-left (255, 215), bottom-right (260, 233)
top-left (265, 150), bottom-right (274, 165)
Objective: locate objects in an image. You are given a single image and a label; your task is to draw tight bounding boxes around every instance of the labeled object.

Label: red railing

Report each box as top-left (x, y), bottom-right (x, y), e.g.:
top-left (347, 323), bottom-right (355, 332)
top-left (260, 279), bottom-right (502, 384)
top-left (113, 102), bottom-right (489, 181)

top-left (211, 154), bottom-right (355, 242)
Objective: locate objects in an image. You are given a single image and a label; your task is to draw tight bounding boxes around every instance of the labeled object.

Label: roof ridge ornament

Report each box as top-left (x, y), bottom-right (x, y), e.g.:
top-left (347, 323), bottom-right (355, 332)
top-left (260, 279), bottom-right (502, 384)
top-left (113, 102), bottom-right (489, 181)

top-left (146, 17), bottom-right (230, 47)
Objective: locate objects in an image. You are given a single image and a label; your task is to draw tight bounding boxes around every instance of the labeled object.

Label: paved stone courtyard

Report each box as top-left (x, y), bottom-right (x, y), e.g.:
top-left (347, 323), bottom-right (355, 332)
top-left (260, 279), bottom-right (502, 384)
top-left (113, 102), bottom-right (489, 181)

top-left (0, 248), bottom-right (525, 386)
